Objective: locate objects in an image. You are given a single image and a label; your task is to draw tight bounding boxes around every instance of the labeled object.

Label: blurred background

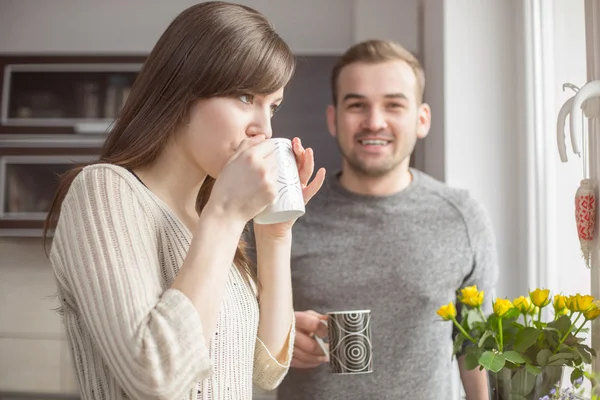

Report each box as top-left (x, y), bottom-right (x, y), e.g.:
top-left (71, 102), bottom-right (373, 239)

top-left (0, 0), bottom-right (592, 399)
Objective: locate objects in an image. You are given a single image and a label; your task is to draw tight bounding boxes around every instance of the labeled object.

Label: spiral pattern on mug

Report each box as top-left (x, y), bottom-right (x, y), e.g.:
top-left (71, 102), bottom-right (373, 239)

top-left (329, 312), bottom-right (372, 374)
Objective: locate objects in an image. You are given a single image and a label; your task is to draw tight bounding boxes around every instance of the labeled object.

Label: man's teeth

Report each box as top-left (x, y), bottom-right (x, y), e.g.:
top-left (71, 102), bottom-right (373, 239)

top-left (360, 140), bottom-right (388, 145)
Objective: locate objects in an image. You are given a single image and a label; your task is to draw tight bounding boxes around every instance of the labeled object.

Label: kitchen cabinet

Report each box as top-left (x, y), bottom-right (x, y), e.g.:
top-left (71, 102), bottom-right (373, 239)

top-left (0, 55), bottom-right (145, 135)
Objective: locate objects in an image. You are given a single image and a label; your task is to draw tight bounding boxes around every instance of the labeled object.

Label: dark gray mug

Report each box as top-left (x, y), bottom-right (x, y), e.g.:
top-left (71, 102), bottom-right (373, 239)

top-left (315, 310), bottom-right (373, 374)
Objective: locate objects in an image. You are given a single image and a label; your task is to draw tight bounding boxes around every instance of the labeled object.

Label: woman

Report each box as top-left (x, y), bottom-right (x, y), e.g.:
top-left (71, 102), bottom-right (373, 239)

top-left (44, 2), bottom-right (325, 399)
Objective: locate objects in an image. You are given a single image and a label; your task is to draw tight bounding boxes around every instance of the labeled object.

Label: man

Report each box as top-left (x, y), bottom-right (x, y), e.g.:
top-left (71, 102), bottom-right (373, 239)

top-left (277, 39), bottom-right (499, 399)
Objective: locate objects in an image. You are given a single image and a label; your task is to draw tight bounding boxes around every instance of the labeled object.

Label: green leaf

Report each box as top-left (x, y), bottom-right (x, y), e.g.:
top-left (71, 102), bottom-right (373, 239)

top-left (564, 334), bottom-right (580, 346)
top-left (510, 367), bottom-right (537, 396)
top-left (453, 334), bottom-right (466, 355)
top-left (547, 315), bottom-right (571, 337)
top-left (503, 308), bottom-right (521, 320)
top-left (558, 343), bottom-right (571, 352)
top-left (503, 350), bottom-right (526, 365)
top-left (525, 364), bottom-right (542, 376)
top-left (479, 351), bottom-right (506, 372)
top-left (548, 352), bottom-right (574, 363)
top-left (536, 349), bottom-right (552, 367)
top-left (460, 303), bottom-right (469, 318)
top-left (571, 368), bottom-right (584, 384)
top-left (575, 344), bottom-right (593, 364)
top-left (581, 343), bottom-right (597, 358)
top-left (478, 331), bottom-right (493, 347)
top-left (532, 321), bottom-right (546, 330)
top-left (464, 352), bottom-right (480, 370)
top-left (544, 330), bottom-right (560, 347)
top-left (548, 359), bottom-right (570, 366)
top-left (515, 327), bottom-right (540, 353)
top-left (487, 314), bottom-right (500, 332)
top-left (520, 353), bottom-right (533, 364)
top-left (569, 347), bottom-right (583, 365)
top-left (466, 309), bottom-right (484, 329)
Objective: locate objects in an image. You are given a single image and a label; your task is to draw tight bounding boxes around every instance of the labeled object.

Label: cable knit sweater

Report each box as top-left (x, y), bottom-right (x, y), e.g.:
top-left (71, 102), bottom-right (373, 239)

top-left (49, 164), bottom-right (294, 400)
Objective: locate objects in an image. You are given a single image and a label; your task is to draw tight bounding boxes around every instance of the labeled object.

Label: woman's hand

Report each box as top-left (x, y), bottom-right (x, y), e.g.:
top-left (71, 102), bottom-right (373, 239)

top-left (207, 135), bottom-right (279, 227)
top-left (253, 137), bottom-right (325, 239)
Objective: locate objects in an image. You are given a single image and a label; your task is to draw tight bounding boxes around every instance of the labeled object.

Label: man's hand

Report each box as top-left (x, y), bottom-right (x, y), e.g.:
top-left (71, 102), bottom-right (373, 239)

top-left (291, 310), bottom-right (329, 369)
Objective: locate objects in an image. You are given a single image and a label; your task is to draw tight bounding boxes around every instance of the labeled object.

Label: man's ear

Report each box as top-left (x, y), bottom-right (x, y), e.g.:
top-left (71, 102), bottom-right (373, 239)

top-left (326, 104), bottom-right (337, 138)
top-left (417, 103), bottom-right (431, 139)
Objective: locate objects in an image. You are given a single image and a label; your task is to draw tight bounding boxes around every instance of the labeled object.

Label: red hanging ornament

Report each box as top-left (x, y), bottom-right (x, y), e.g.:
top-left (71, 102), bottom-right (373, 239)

top-left (575, 178), bottom-right (596, 268)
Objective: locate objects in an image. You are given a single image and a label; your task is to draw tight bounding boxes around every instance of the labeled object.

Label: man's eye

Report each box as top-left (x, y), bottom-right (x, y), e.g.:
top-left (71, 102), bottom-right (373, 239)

top-left (348, 103), bottom-right (364, 109)
top-left (388, 103), bottom-right (404, 108)
top-left (239, 94), bottom-right (254, 104)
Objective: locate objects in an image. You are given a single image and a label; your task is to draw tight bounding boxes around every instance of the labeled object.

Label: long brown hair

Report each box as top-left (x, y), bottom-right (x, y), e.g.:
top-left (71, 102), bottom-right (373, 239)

top-left (44, 1), bottom-right (295, 285)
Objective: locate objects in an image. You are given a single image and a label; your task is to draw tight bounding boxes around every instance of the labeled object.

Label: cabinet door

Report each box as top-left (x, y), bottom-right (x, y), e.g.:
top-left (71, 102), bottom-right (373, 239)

top-left (0, 147), bottom-right (100, 236)
top-left (0, 55), bottom-right (145, 135)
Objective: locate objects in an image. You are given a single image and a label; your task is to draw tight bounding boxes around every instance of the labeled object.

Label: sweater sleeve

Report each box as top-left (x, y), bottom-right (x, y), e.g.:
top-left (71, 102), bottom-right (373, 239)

top-left (252, 311), bottom-right (295, 390)
top-left (460, 196), bottom-right (499, 316)
top-left (50, 166), bottom-right (212, 400)
top-left (243, 224), bottom-right (295, 390)
top-left (452, 195), bottom-right (500, 353)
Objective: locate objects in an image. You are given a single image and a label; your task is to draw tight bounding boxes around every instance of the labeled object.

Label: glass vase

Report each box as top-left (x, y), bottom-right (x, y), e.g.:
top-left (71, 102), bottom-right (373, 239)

top-left (488, 365), bottom-right (564, 400)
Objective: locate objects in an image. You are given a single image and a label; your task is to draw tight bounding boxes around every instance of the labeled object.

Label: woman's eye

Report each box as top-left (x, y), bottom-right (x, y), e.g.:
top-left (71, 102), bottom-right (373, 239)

top-left (239, 94), bottom-right (254, 104)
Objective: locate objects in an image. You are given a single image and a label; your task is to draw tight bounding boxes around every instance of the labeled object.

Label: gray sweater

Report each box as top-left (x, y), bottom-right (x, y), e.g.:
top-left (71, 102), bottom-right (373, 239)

top-left (276, 169), bottom-right (499, 400)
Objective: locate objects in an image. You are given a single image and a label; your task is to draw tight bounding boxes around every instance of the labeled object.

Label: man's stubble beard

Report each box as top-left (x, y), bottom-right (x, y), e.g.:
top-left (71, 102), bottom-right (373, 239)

top-left (333, 120), bottom-right (418, 178)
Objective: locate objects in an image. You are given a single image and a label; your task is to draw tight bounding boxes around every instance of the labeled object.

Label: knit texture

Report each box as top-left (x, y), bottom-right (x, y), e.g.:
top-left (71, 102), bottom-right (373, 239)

top-left (50, 164), bottom-right (293, 400)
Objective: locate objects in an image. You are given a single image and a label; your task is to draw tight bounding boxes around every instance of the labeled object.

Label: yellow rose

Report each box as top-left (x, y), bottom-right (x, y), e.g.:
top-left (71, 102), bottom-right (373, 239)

top-left (553, 294), bottom-right (568, 314)
top-left (530, 288), bottom-right (551, 308)
top-left (553, 294), bottom-right (567, 309)
top-left (493, 298), bottom-right (514, 317)
top-left (437, 302), bottom-right (457, 321)
top-left (529, 305), bottom-right (540, 316)
top-left (569, 294), bottom-right (595, 312)
top-left (584, 302), bottom-right (600, 320)
top-left (556, 307), bottom-right (569, 316)
top-left (459, 285), bottom-right (485, 308)
top-left (513, 296), bottom-right (533, 314)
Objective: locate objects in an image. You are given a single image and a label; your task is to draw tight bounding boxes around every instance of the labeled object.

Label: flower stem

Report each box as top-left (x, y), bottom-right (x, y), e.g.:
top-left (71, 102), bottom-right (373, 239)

top-left (572, 318), bottom-right (589, 338)
top-left (451, 317), bottom-right (477, 343)
top-left (553, 312), bottom-right (584, 355)
top-left (498, 317), bottom-right (504, 352)
top-left (523, 314), bottom-right (528, 327)
top-left (538, 307), bottom-right (542, 325)
top-left (478, 306), bottom-right (487, 322)
top-left (571, 312), bottom-right (583, 333)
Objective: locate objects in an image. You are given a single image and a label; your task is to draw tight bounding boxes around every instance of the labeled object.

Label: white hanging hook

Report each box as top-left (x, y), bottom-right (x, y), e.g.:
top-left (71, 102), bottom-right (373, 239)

top-left (570, 80), bottom-right (600, 156)
top-left (556, 83), bottom-right (580, 162)
top-left (557, 96), bottom-right (576, 162)
top-left (563, 83), bottom-right (580, 94)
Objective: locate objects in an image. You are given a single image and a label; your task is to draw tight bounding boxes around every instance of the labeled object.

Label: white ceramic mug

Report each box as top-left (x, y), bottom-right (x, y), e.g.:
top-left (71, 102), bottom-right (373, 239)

top-left (253, 138), bottom-right (305, 224)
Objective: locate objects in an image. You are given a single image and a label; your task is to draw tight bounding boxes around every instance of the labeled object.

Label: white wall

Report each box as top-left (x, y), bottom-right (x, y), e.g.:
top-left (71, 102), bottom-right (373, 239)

top-left (421, 0), bottom-right (528, 300)
top-left (421, 0), bottom-right (590, 315)
top-left (0, 238), bottom-right (78, 394)
top-left (552, 0), bottom-right (589, 296)
top-left (0, 0), bottom-right (420, 55)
